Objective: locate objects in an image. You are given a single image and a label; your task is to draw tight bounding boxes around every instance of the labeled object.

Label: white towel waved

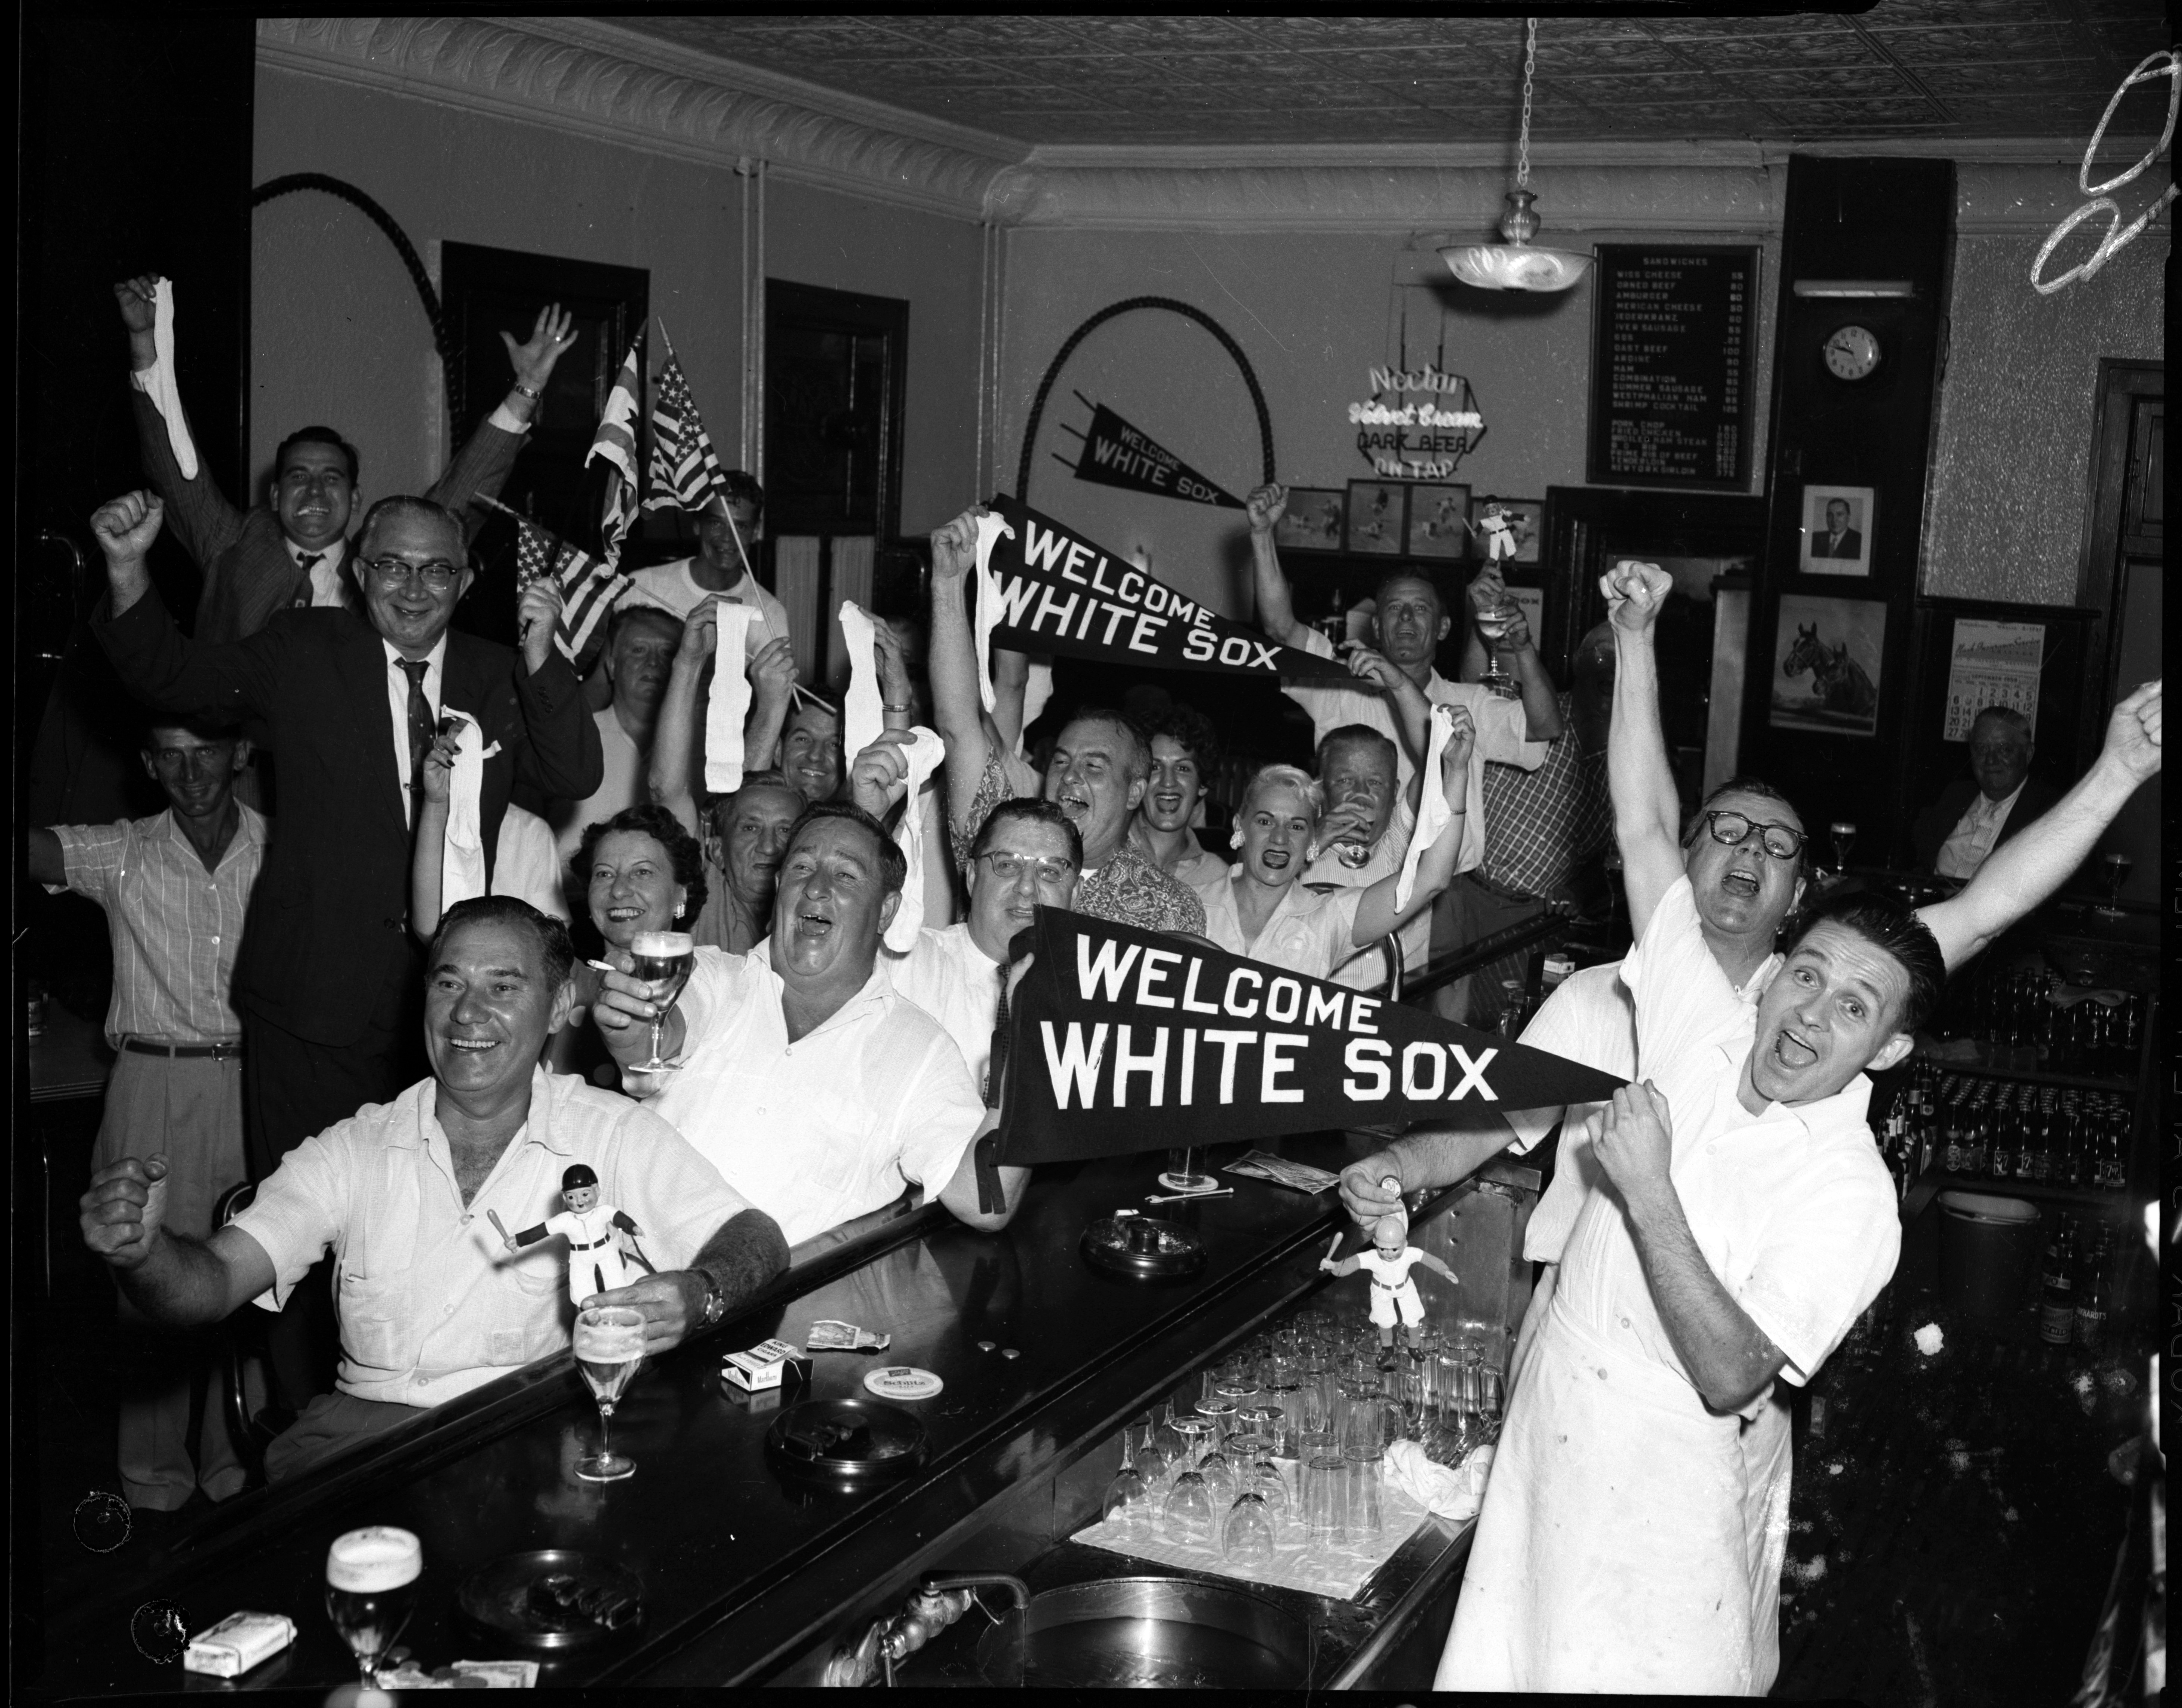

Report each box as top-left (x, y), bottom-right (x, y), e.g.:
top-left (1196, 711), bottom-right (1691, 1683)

top-left (1395, 702), bottom-right (1458, 912)
top-left (440, 710), bottom-right (502, 909)
top-left (837, 602), bottom-right (886, 759)
top-left (142, 279), bottom-right (201, 480)
top-left (703, 604), bottom-right (760, 796)
top-left (884, 727), bottom-right (948, 952)
top-left (971, 510), bottom-right (1017, 716)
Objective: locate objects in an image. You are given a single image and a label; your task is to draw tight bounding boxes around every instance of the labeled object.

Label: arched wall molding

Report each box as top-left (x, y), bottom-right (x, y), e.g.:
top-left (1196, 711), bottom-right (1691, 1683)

top-left (258, 20), bottom-right (2168, 240)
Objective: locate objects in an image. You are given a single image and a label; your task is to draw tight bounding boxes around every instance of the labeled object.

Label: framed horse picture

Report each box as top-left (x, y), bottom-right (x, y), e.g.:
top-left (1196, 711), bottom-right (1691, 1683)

top-left (1770, 594), bottom-right (1886, 737)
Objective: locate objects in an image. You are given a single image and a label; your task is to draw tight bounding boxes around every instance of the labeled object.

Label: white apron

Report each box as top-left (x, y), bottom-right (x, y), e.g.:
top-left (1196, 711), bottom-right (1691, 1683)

top-left (1436, 1296), bottom-right (1765, 1694)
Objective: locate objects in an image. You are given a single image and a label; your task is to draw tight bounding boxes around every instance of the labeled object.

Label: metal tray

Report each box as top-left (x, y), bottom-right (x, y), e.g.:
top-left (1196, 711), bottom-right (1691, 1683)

top-left (765, 1397), bottom-right (928, 1489)
top-left (456, 1549), bottom-right (644, 1651)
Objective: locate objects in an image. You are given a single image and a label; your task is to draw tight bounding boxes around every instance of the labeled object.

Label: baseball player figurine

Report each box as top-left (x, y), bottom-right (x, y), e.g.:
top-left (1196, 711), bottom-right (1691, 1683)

top-left (1321, 1207), bottom-right (1456, 1356)
top-left (1474, 500), bottom-right (1517, 565)
top-left (502, 1164), bottom-right (649, 1308)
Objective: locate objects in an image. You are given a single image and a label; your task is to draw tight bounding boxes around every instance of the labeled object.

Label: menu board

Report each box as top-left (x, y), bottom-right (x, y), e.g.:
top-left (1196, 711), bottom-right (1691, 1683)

top-left (1588, 246), bottom-right (1758, 491)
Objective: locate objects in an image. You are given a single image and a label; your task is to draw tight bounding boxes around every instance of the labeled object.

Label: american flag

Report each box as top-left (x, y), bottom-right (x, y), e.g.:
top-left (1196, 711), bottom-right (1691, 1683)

top-left (642, 324), bottom-right (727, 514)
top-left (513, 513), bottom-right (626, 674)
top-left (587, 336), bottom-right (643, 563)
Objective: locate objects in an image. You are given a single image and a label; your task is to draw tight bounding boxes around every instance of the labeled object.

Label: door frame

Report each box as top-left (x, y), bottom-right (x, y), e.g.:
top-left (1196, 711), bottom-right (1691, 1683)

top-left (763, 279), bottom-right (909, 546)
top-left (2072, 359), bottom-right (2163, 770)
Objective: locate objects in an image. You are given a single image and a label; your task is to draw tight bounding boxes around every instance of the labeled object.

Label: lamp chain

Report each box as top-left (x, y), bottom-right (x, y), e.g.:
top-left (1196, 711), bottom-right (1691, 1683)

top-left (1517, 16), bottom-right (1536, 189)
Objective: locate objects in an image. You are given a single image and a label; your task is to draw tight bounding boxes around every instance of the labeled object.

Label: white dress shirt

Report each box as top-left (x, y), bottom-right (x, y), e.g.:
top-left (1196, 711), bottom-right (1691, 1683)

top-left (650, 947), bottom-right (987, 1246)
top-left (232, 1068), bottom-right (751, 1407)
top-left (884, 922), bottom-right (1006, 1096)
top-left (383, 634), bottom-right (449, 827)
top-left (1935, 780), bottom-right (2027, 880)
top-left (288, 537), bottom-right (348, 607)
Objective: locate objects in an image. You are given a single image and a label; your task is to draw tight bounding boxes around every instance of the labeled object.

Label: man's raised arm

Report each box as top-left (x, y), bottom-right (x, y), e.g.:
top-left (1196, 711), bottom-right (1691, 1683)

top-left (927, 508), bottom-right (1003, 834)
top-left (428, 305), bottom-right (579, 541)
top-left (116, 275), bottom-right (246, 573)
top-left (80, 1155), bottom-right (279, 1328)
top-left (1246, 484), bottom-right (1311, 648)
top-left (1600, 561), bottom-right (1685, 939)
top-left (1919, 680), bottom-right (2161, 971)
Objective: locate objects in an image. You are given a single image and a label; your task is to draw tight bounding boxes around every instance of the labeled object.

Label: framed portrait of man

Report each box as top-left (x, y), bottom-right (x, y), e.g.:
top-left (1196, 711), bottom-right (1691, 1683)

top-left (1403, 482), bottom-right (1471, 559)
top-left (1799, 484), bottom-right (1875, 576)
top-left (1343, 480), bottom-right (1408, 556)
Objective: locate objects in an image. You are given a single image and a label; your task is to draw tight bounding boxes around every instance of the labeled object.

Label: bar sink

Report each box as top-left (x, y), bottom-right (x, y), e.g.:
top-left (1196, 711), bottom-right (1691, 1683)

top-left (974, 1576), bottom-right (1309, 1688)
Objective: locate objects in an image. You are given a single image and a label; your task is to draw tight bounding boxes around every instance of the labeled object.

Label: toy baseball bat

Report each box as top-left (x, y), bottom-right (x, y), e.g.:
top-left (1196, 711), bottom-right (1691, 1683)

top-left (486, 1208), bottom-right (513, 1247)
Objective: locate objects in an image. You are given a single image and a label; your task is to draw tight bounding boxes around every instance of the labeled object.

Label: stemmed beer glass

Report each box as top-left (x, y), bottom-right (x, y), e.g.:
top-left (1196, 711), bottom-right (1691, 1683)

top-left (325, 1526), bottom-right (422, 1684)
top-left (628, 930), bottom-right (696, 1074)
top-left (574, 1304), bottom-right (647, 1482)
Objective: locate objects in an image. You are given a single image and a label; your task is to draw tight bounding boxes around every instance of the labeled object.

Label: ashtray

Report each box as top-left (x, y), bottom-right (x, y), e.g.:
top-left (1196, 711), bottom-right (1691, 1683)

top-left (765, 1397), bottom-right (928, 1489)
top-left (456, 1549), bottom-right (644, 1651)
top-left (1080, 1213), bottom-right (1207, 1280)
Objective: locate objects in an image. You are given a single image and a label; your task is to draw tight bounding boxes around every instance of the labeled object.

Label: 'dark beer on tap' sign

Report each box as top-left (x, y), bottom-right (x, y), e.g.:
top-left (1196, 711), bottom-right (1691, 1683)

top-left (991, 910), bottom-right (1626, 1168)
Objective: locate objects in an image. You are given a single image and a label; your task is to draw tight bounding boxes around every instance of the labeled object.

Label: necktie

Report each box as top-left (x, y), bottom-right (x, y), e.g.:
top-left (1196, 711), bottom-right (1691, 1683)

top-left (397, 659), bottom-right (434, 810)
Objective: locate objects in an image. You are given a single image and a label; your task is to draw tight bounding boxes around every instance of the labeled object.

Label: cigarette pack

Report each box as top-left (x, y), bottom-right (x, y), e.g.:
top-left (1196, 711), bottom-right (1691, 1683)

top-left (182, 1611), bottom-right (297, 1678)
top-left (722, 1337), bottom-right (811, 1392)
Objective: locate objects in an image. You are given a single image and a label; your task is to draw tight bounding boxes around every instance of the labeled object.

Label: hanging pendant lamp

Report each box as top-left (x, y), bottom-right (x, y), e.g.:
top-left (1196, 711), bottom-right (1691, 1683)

top-left (1442, 18), bottom-right (1593, 293)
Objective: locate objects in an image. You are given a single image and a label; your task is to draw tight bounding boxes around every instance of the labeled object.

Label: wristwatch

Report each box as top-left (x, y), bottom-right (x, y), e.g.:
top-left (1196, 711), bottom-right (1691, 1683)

top-left (694, 1267), bottom-right (726, 1330)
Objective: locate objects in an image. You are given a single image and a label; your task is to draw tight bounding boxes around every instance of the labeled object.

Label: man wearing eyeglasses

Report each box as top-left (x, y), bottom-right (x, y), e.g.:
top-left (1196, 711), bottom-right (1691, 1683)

top-left (89, 487), bottom-right (603, 1410)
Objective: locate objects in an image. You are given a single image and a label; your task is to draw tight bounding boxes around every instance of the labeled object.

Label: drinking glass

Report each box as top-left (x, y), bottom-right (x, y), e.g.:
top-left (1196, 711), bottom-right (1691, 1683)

top-left (324, 1527), bottom-right (422, 1684)
top-left (1102, 1428), bottom-right (1149, 1527)
top-left (1474, 599), bottom-right (1518, 699)
top-left (1478, 1362), bottom-right (1505, 1445)
top-left (1222, 1491), bottom-right (1279, 1567)
top-left (1162, 1470), bottom-right (1217, 1546)
top-left (1236, 1405), bottom-right (1281, 1459)
top-left (2096, 852), bottom-right (2133, 918)
top-left (1150, 1401), bottom-right (1186, 1470)
top-left (1345, 1456), bottom-right (1385, 1540)
top-left (1829, 821), bottom-right (1857, 878)
top-left (1197, 1398), bottom-right (1238, 1444)
top-left (1169, 1414), bottom-right (1214, 1474)
top-left (1247, 1452), bottom-right (1292, 1533)
top-left (628, 930), bottom-right (696, 1073)
top-left (1158, 1146), bottom-right (1218, 1195)
top-left (1134, 1418), bottom-right (1173, 1493)
top-left (573, 1303), bottom-right (647, 1481)
top-left (1198, 1435), bottom-right (1239, 1509)
top-left (1302, 1451), bottom-right (1349, 1542)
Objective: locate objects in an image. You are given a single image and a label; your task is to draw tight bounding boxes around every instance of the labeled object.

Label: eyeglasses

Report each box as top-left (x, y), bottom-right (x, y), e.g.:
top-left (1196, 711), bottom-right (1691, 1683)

top-left (976, 852), bottom-right (1076, 887)
top-left (362, 557), bottom-right (463, 591)
top-left (1702, 811), bottom-right (1806, 861)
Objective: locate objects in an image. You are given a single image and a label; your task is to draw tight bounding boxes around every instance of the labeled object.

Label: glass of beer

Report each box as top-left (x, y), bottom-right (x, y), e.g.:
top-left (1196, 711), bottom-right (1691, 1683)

top-left (1472, 597), bottom-right (1518, 700)
top-left (324, 1525), bottom-right (422, 1683)
top-left (573, 1303), bottom-right (648, 1482)
top-left (627, 930), bottom-right (696, 1073)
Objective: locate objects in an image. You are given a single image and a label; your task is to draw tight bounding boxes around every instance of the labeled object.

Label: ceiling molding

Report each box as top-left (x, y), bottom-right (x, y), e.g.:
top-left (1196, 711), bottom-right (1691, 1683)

top-left (257, 20), bottom-right (2169, 240)
top-left (255, 17), bottom-right (1023, 221)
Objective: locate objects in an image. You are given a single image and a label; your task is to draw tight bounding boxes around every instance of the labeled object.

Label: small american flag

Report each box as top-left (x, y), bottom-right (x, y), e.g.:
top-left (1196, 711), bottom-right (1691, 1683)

top-left (587, 336), bottom-right (643, 563)
top-left (513, 513), bottom-right (626, 674)
top-left (642, 323), bottom-right (727, 514)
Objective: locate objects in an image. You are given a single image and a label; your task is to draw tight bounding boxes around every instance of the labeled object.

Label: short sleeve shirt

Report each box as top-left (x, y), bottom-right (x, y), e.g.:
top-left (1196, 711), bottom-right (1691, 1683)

top-left (1281, 625), bottom-right (1548, 875)
top-left (1297, 794), bottom-right (1430, 991)
top-left (1554, 876), bottom-right (1900, 1401)
top-left (1195, 874), bottom-right (1365, 982)
top-left (619, 559), bottom-right (792, 651)
top-left (230, 1068), bottom-right (750, 1406)
top-left (650, 948), bottom-right (986, 1247)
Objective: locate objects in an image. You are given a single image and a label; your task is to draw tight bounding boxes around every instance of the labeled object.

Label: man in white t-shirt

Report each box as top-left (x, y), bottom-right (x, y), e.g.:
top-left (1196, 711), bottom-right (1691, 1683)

top-left (550, 603), bottom-right (681, 858)
top-left (618, 475), bottom-right (791, 649)
top-left (593, 802), bottom-right (1031, 1247)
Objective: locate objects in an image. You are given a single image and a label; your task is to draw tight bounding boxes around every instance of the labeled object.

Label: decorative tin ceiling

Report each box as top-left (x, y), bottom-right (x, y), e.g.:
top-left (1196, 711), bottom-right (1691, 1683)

top-left (611, 8), bottom-right (2171, 148)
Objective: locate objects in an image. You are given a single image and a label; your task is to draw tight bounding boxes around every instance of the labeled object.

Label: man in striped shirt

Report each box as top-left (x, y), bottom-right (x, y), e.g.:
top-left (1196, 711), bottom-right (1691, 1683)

top-left (30, 715), bottom-right (266, 1512)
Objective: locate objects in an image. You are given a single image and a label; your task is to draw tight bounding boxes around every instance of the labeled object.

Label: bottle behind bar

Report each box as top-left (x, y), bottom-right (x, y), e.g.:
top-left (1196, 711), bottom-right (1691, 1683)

top-left (1988, 1084), bottom-right (2014, 1180)
top-left (2039, 1217), bottom-right (2077, 1344)
top-left (2074, 1226), bottom-right (2108, 1350)
top-left (1942, 1080), bottom-right (1964, 1174)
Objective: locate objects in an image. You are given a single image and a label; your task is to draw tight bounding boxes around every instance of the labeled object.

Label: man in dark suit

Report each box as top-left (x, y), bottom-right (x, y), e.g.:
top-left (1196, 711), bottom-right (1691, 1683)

top-left (91, 486), bottom-right (602, 1405)
top-left (1911, 705), bottom-right (2064, 878)
top-left (114, 276), bottom-right (576, 644)
top-left (1810, 497), bottom-right (1864, 561)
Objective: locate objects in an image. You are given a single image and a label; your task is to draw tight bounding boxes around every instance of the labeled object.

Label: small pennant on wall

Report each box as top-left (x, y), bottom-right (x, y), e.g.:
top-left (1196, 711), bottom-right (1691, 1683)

top-left (1056, 394), bottom-right (1242, 508)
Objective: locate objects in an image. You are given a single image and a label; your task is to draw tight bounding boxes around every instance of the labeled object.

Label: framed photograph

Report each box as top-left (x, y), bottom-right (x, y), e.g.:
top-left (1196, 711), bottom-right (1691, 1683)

top-left (1343, 479), bottom-right (1408, 556)
top-left (1770, 594), bottom-right (1886, 737)
top-left (1403, 482), bottom-right (1471, 558)
top-left (1799, 484), bottom-right (1875, 576)
top-left (1467, 496), bottom-right (1545, 565)
top-left (1273, 486), bottom-right (1346, 553)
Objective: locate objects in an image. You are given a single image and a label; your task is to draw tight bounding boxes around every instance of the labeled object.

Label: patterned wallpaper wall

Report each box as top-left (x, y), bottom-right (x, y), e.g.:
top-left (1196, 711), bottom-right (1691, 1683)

top-left (1921, 231), bottom-right (2166, 604)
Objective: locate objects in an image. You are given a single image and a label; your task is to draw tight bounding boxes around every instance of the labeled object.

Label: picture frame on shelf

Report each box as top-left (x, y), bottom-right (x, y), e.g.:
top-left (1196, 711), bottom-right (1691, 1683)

top-left (1467, 496), bottom-right (1545, 565)
top-left (1271, 486), bottom-right (1347, 553)
top-left (1770, 593), bottom-right (1886, 737)
top-left (1343, 479), bottom-right (1408, 556)
top-left (1798, 483), bottom-right (1875, 577)
top-left (1402, 481), bottom-right (1471, 559)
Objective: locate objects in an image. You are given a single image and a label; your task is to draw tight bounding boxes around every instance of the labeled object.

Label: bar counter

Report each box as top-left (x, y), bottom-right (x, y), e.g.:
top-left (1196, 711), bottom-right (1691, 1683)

top-left (32, 1130), bottom-right (1528, 1696)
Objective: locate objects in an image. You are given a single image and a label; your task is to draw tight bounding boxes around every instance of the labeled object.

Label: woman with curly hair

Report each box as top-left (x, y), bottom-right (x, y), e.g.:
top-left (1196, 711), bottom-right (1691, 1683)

top-left (552, 804), bottom-right (709, 1082)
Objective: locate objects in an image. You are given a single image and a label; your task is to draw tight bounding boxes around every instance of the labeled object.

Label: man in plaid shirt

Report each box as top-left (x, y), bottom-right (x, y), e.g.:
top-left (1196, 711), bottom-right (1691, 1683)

top-left (1436, 615), bottom-right (1615, 1024)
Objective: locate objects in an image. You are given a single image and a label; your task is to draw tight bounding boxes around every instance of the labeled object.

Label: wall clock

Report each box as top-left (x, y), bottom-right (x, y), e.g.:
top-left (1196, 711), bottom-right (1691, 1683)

top-left (1822, 324), bottom-right (1882, 382)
